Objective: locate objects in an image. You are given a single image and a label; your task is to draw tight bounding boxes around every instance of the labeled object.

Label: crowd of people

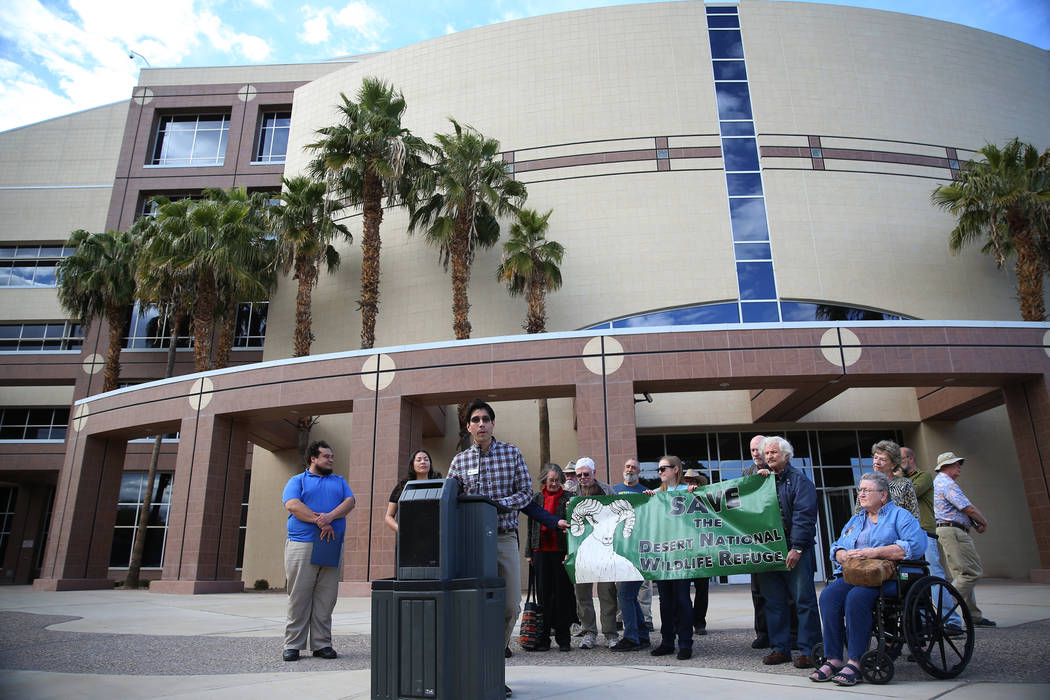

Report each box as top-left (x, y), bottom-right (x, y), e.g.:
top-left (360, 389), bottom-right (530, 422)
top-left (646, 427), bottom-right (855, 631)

top-left (278, 402), bottom-right (996, 695)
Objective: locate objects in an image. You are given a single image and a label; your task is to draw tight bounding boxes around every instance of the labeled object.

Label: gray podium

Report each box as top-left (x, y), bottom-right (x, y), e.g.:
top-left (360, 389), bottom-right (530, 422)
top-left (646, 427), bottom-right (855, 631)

top-left (371, 478), bottom-right (505, 699)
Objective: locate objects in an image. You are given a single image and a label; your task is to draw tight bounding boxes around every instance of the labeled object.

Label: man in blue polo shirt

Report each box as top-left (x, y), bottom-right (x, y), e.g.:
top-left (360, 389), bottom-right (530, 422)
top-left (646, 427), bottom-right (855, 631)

top-left (281, 440), bottom-right (356, 661)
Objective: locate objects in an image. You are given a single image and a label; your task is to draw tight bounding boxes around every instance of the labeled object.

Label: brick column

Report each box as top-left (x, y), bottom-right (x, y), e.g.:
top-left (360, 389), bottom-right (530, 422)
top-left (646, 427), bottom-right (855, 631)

top-left (575, 378), bottom-right (636, 485)
top-left (151, 415), bottom-right (247, 593)
top-left (341, 395), bottom-right (422, 594)
top-left (1003, 376), bottom-right (1050, 582)
top-left (33, 435), bottom-right (125, 590)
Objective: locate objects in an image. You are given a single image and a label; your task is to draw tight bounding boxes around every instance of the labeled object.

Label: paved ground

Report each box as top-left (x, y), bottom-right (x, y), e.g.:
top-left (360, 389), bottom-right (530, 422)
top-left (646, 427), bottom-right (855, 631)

top-left (0, 579), bottom-right (1047, 699)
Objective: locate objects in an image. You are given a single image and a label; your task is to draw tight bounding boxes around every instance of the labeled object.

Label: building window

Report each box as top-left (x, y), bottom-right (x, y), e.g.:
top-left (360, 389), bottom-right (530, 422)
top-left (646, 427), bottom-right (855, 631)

top-left (254, 111), bottom-right (291, 164)
top-left (234, 302), bottom-right (268, 347)
top-left (123, 301), bottom-right (266, 349)
top-left (237, 471), bottom-right (251, 569)
top-left (35, 486), bottom-right (55, 570)
top-left (0, 245), bottom-right (74, 287)
top-left (150, 113), bottom-right (230, 166)
top-left (0, 408), bottom-right (70, 440)
top-left (0, 486), bottom-right (15, 566)
top-left (109, 472), bottom-right (173, 569)
top-left (138, 192), bottom-right (203, 218)
top-left (0, 322), bottom-right (83, 351)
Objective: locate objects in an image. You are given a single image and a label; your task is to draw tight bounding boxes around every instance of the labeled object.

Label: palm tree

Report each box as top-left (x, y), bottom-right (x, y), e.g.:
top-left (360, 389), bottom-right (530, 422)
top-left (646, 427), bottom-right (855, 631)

top-left (56, 229), bottom-right (138, 392)
top-left (307, 78), bottom-right (428, 349)
top-left (497, 208), bottom-right (564, 465)
top-left (271, 175), bottom-right (352, 357)
top-left (931, 139), bottom-right (1050, 321)
top-left (409, 118), bottom-right (527, 340)
top-left (146, 188), bottom-right (273, 371)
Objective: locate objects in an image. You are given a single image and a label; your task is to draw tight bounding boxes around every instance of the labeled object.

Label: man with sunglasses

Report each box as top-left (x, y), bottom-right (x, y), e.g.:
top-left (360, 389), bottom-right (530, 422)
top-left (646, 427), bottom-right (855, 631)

top-left (449, 398), bottom-right (533, 698)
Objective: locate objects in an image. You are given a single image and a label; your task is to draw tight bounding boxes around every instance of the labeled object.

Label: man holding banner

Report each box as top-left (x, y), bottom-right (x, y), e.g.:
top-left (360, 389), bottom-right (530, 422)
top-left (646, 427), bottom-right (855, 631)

top-left (754, 436), bottom-right (821, 669)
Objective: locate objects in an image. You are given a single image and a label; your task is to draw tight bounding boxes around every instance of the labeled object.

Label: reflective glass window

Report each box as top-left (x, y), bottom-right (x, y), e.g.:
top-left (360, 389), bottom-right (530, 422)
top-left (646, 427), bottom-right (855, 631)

top-left (151, 114), bottom-right (230, 166)
top-left (740, 301), bottom-right (780, 322)
top-left (722, 138), bottom-right (760, 172)
top-left (713, 60), bottom-right (747, 80)
top-left (255, 111), bottom-right (291, 163)
top-left (726, 172), bottom-right (763, 195)
top-left (706, 5), bottom-right (738, 13)
top-left (708, 30), bottom-right (744, 58)
top-left (729, 197), bottom-right (768, 241)
top-left (720, 121), bottom-right (755, 137)
top-left (737, 261), bottom-right (777, 300)
top-left (715, 83), bottom-right (753, 120)
top-left (734, 242), bottom-right (771, 260)
top-left (611, 302), bottom-right (740, 327)
top-left (707, 15), bottom-right (740, 28)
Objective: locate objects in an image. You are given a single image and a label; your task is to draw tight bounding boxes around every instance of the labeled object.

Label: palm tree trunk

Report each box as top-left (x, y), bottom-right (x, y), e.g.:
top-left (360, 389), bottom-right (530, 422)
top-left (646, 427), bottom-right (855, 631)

top-left (125, 310), bottom-right (182, 590)
top-left (103, 306), bottom-right (125, 392)
top-left (293, 253), bottom-right (317, 358)
top-left (450, 214), bottom-right (473, 341)
top-left (360, 171), bottom-right (384, 349)
top-left (193, 272), bottom-right (217, 371)
top-left (538, 398), bottom-right (550, 466)
top-left (1009, 213), bottom-right (1045, 321)
top-left (214, 294), bottom-right (237, 369)
top-left (525, 276), bottom-right (546, 335)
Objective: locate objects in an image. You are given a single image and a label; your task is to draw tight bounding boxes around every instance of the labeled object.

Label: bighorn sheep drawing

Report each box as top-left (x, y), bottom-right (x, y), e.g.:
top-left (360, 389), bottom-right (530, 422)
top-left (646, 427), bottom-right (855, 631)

top-left (570, 499), bottom-right (643, 583)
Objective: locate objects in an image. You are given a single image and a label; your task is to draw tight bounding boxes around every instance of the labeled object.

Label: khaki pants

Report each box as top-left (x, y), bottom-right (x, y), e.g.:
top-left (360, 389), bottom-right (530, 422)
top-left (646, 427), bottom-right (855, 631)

top-left (284, 539), bottom-right (341, 650)
top-left (937, 525), bottom-right (984, 621)
top-left (497, 532), bottom-right (521, 646)
top-left (574, 581), bottom-right (619, 636)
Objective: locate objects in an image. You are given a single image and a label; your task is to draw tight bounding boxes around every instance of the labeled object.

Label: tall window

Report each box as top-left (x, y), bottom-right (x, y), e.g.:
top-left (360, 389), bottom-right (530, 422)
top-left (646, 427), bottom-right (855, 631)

top-left (0, 322), bottom-right (83, 351)
top-left (254, 111), bottom-right (291, 164)
top-left (123, 301), bottom-right (267, 349)
top-left (0, 486), bottom-right (15, 567)
top-left (0, 245), bottom-right (74, 287)
top-left (109, 472), bottom-right (173, 568)
top-left (0, 408), bottom-right (69, 440)
top-left (237, 471), bottom-right (251, 569)
top-left (150, 114), bottom-right (230, 166)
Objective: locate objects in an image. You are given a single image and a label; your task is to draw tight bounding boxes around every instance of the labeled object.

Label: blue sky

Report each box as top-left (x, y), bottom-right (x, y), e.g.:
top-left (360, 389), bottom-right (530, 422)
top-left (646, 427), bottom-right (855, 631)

top-left (1, 0), bottom-right (1047, 133)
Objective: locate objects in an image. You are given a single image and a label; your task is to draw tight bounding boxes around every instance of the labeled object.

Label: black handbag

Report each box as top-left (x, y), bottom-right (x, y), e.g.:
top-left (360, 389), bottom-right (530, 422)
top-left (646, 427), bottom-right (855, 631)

top-left (518, 563), bottom-right (546, 650)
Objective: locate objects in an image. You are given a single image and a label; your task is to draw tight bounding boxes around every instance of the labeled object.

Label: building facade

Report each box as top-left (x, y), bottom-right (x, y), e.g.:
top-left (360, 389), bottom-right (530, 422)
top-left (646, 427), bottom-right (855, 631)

top-left (2, 1), bottom-right (1048, 590)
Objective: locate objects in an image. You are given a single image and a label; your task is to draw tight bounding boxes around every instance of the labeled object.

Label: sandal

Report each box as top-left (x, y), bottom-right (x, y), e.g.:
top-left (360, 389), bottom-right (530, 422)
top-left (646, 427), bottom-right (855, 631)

top-left (810, 662), bottom-right (843, 682)
top-left (831, 661), bottom-right (862, 686)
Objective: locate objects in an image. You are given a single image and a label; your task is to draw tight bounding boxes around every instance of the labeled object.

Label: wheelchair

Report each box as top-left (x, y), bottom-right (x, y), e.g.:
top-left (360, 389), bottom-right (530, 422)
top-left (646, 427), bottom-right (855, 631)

top-left (813, 559), bottom-right (975, 684)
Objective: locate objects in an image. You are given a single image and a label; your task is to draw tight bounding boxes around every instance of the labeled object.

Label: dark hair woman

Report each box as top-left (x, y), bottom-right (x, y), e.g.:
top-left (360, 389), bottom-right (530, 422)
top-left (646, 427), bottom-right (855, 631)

top-left (384, 449), bottom-right (441, 533)
top-left (525, 463), bottom-right (577, 651)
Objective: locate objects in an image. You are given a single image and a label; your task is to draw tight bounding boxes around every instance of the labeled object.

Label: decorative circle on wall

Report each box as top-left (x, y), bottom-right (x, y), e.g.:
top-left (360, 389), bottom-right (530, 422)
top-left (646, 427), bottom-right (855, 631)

top-left (362, 354), bottom-right (396, 391)
top-left (582, 336), bottom-right (624, 375)
top-left (189, 377), bottom-right (215, 410)
top-left (237, 85), bottom-right (257, 102)
top-left (82, 354), bottom-right (104, 375)
top-left (820, 328), bottom-right (862, 367)
top-left (132, 87), bottom-right (154, 105)
top-left (72, 403), bottom-right (89, 432)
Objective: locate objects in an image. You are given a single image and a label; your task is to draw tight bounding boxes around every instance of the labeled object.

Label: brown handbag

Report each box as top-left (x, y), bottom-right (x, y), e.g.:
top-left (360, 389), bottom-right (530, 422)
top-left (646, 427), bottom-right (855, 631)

top-left (842, 558), bottom-right (895, 587)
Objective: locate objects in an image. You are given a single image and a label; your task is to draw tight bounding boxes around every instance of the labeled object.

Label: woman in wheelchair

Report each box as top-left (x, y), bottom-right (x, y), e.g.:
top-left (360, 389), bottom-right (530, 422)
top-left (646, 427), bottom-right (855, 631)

top-left (812, 471), bottom-right (926, 686)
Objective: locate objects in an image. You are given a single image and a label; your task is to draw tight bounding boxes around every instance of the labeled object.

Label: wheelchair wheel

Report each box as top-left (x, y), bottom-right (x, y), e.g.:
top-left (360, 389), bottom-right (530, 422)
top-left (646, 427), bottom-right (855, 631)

top-left (811, 642), bottom-right (826, 667)
top-left (859, 649), bottom-right (894, 685)
top-left (902, 576), bottom-right (974, 679)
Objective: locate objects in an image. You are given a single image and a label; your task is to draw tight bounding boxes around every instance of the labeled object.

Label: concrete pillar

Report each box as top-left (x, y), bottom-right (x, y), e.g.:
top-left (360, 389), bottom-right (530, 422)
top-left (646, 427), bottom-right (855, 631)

top-left (1003, 376), bottom-right (1050, 583)
top-left (341, 395), bottom-right (422, 593)
top-left (151, 415), bottom-right (247, 593)
top-left (33, 435), bottom-right (125, 590)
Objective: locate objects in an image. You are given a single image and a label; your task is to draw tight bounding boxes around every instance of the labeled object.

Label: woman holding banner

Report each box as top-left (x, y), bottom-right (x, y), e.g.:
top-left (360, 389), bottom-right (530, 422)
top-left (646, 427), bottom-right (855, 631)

top-left (525, 464), bottom-right (576, 651)
top-left (811, 470), bottom-right (925, 686)
top-left (645, 455), bottom-right (695, 660)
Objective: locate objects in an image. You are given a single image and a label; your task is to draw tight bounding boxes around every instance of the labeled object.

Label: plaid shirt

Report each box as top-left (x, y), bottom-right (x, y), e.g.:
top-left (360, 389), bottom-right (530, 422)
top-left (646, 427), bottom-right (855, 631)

top-left (934, 472), bottom-right (973, 526)
top-left (449, 438), bottom-right (532, 532)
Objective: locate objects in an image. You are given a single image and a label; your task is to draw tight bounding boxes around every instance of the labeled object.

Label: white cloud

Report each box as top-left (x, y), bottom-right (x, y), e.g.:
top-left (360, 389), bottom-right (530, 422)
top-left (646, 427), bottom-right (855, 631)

top-left (333, 1), bottom-right (386, 42)
top-left (295, 1), bottom-right (386, 53)
top-left (299, 7), bottom-right (331, 45)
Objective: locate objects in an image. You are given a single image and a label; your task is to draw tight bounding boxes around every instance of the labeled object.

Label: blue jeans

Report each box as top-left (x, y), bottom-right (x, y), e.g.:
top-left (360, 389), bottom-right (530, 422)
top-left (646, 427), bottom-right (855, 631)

top-left (925, 534), bottom-right (963, 627)
top-left (756, 547), bottom-right (821, 655)
top-left (655, 579), bottom-right (693, 650)
top-left (616, 580), bottom-right (650, 645)
top-left (818, 576), bottom-right (890, 661)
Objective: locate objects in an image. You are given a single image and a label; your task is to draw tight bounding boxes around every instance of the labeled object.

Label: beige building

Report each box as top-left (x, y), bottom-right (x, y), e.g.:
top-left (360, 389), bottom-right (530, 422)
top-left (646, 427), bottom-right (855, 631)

top-left (2, 2), bottom-right (1048, 591)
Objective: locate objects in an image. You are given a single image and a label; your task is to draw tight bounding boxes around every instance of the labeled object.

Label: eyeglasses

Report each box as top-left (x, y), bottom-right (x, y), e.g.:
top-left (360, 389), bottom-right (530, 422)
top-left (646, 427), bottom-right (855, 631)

top-left (857, 488), bottom-right (883, 495)
top-left (577, 472), bottom-right (593, 478)
top-left (469, 415), bottom-right (492, 424)
top-left (657, 466), bottom-right (672, 472)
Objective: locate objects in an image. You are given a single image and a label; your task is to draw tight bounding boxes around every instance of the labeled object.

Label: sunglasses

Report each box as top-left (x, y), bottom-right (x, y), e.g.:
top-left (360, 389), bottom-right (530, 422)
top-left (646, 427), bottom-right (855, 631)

top-left (658, 466), bottom-right (673, 472)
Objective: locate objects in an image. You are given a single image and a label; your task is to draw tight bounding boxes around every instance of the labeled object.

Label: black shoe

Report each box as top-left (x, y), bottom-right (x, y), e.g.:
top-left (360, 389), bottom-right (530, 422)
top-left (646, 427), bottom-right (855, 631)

top-left (751, 637), bottom-right (770, 649)
top-left (974, 618), bottom-right (997, 627)
top-left (505, 645), bottom-right (513, 658)
top-left (505, 685), bottom-right (513, 697)
top-left (943, 624), bottom-right (964, 638)
top-left (558, 641), bottom-right (571, 651)
top-left (282, 649), bottom-right (300, 662)
top-left (312, 647), bottom-right (337, 659)
top-left (645, 621), bottom-right (655, 631)
top-left (651, 645), bottom-right (675, 656)
top-left (610, 638), bottom-right (641, 652)
top-left (616, 621), bottom-right (624, 630)
top-left (676, 648), bottom-right (692, 660)
top-left (694, 625), bottom-right (707, 636)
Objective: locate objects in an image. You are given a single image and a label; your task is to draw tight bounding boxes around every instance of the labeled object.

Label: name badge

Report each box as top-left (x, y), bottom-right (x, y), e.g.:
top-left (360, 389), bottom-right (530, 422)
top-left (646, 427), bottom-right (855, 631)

top-left (467, 466), bottom-right (480, 476)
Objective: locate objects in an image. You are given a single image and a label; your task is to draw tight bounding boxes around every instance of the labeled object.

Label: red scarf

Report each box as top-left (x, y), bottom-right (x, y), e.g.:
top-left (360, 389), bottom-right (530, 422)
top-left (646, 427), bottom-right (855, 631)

top-left (539, 487), bottom-right (562, 551)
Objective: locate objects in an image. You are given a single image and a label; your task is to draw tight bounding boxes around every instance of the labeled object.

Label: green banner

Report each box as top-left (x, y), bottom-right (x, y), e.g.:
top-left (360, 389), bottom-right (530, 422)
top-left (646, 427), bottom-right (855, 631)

top-left (564, 475), bottom-right (788, 583)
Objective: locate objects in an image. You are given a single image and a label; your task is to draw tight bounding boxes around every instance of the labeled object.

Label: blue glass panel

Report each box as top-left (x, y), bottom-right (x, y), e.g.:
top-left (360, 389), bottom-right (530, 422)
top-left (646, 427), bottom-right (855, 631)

top-left (780, 301), bottom-right (906, 321)
top-left (708, 30), bottom-right (744, 59)
top-left (611, 302), bottom-right (739, 327)
top-left (715, 83), bottom-right (752, 120)
top-left (712, 60), bottom-right (747, 80)
top-left (729, 197), bottom-right (768, 241)
top-left (734, 242), bottom-right (771, 260)
top-left (706, 6), bottom-right (738, 14)
top-left (707, 15), bottom-right (740, 28)
top-left (740, 301), bottom-right (780, 322)
top-left (720, 121), bottom-right (755, 136)
top-left (722, 138), bottom-right (760, 171)
top-left (736, 261), bottom-right (777, 300)
top-left (726, 172), bottom-right (763, 195)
